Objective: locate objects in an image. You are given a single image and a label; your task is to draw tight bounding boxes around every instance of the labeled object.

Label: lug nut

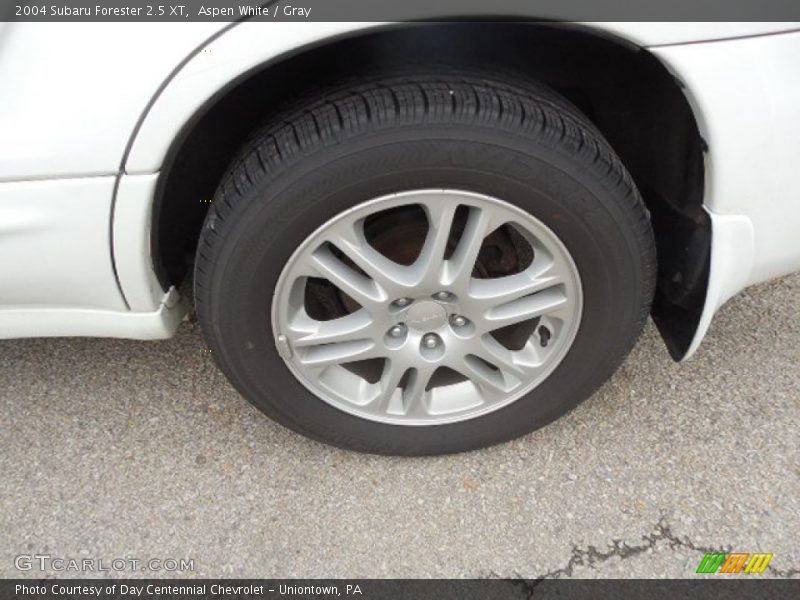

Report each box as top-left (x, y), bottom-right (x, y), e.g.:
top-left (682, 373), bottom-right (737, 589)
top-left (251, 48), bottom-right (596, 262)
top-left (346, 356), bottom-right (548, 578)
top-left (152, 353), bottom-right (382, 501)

top-left (423, 334), bottom-right (440, 349)
top-left (395, 298), bottom-right (411, 307)
top-left (451, 315), bottom-right (467, 328)
top-left (389, 324), bottom-right (406, 338)
top-left (434, 291), bottom-right (451, 301)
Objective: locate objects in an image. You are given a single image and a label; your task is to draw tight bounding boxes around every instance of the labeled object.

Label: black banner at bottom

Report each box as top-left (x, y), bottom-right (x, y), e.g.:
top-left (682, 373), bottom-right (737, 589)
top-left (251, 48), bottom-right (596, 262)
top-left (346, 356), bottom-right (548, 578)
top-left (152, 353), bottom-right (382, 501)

top-left (1, 579), bottom-right (799, 600)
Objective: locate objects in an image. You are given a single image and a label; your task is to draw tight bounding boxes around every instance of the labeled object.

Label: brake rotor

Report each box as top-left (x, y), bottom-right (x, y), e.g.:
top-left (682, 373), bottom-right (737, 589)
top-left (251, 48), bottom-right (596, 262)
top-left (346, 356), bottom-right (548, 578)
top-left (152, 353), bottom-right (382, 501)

top-left (329, 204), bottom-right (524, 315)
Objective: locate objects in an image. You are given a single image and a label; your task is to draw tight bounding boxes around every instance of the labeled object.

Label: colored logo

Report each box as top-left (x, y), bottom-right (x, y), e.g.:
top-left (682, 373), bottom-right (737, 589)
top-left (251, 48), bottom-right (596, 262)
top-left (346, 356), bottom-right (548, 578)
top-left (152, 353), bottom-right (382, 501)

top-left (696, 552), bottom-right (773, 574)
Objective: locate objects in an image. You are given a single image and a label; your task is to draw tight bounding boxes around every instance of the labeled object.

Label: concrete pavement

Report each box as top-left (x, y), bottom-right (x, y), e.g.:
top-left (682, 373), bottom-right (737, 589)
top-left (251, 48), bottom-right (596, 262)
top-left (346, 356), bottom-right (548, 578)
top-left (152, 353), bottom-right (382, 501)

top-left (1, 274), bottom-right (797, 579)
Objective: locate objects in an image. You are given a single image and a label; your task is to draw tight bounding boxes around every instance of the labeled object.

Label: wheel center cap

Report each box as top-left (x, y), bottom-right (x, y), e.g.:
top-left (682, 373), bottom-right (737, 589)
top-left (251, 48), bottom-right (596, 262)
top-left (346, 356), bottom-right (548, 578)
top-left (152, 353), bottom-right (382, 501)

top-left (405, 301), bottom-right (447, 331)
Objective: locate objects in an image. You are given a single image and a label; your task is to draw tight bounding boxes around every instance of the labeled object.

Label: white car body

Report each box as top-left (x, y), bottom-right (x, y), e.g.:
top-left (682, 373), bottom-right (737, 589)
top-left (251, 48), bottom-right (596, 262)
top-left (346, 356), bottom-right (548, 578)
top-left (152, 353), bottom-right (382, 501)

top-left (1, 21), bottom-right (799, 359)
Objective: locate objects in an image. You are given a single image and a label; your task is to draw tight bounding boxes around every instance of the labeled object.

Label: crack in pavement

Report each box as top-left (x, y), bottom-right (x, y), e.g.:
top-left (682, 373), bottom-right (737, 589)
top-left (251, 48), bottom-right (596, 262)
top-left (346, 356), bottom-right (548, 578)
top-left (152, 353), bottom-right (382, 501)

top-left (487, 517), bottom-right (799, 595)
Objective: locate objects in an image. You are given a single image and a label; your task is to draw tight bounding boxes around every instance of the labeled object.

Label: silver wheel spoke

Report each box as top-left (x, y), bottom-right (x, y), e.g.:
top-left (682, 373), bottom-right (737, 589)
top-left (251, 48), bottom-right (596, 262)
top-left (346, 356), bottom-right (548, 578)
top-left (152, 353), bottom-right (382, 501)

top-left (456, 355), bottom-right (511, 403)
top-left (289, 310), bottom-right (377, 347)
top-left (297, 339), bottom-right (382, 368)
top-left (481, 287), bottom-right (569, 331)
top-left (272, 189), bottom-right (582, 426)
top-left (402, 367), bottom-right (434, 418)
top-left (443, 206), bottom-right (498, 291)
top-left (326, 222), bottom-right (411, 295)
top-left (473, 334), bottom-right (531, 379)
top-left (469, 266), bottom-right (561, 310)
top-left (414, 201), bottom-right (459, 287)
top-left (370, 358), bottom-right (410, 414)
top-left (309, 245), bottom-right (386, 308)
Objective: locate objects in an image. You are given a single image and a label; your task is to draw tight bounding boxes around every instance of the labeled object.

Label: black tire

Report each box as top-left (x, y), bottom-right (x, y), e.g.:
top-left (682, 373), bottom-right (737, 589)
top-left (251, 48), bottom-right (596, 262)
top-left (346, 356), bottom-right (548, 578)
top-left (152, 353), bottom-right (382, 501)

top-left (194, 71), bottom-right (656, 455)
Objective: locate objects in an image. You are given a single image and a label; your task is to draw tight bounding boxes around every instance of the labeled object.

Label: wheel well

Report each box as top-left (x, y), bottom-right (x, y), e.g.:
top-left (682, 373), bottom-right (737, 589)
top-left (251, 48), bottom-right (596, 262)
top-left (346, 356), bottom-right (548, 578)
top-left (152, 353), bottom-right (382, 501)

top-left (153, 22), bottom-right (708, 359)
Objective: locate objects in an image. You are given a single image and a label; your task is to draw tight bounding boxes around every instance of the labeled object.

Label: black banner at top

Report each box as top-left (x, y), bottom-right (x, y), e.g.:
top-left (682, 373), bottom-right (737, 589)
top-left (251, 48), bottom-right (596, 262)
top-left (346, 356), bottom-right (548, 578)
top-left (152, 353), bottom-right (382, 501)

top-left (3, 0), bottom-right (800, 22)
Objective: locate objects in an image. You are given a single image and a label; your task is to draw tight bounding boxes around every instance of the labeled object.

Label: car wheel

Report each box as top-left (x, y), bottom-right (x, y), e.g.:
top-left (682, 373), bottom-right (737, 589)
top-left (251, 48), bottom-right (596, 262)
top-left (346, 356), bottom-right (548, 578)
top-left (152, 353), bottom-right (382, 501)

top-left (194, 71), bottom-right (656, 455)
